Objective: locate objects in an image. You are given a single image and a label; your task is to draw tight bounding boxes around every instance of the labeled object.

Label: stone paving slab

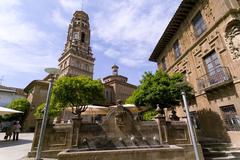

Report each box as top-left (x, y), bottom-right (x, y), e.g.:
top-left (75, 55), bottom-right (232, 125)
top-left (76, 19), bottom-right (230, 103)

top-left (22, 158), bottom-right (57, 160)
top-left (0, 133), bottom-right (34, 160)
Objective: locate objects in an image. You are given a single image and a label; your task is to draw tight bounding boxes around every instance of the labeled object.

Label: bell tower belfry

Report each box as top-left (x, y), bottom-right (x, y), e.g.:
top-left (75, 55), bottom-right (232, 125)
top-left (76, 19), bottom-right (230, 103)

top-left (58, 11), bottom-right (94, 78)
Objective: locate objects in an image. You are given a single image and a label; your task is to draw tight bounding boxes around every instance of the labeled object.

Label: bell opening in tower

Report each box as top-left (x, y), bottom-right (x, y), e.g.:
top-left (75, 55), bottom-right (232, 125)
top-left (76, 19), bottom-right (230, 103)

top-left (81, 32), bottom-right (85, 43)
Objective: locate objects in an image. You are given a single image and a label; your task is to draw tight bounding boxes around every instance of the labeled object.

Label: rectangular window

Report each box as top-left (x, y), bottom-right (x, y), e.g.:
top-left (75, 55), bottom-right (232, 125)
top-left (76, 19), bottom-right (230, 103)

top-left (73, 32), bottom-right (79, 39)
top-left (161, 57), bottom-right (167, 71)
top-left (204, 51), bottom-right (227, 85)
top-left (182, 71), bottom-right (188, 82)
top-left (81, 32), bottom-right (85, 43)
top-left (220, 105), bottom-right (240, 131)
top-left (192, 12), bottom-right (206, 37)
top-left (173, 40), bottom-right (181, 59)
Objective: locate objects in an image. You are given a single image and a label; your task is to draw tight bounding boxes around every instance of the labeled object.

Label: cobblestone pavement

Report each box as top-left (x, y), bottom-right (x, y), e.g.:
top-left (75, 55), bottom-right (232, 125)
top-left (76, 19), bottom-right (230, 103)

top-left (0, 133), bottom-right (34, 160)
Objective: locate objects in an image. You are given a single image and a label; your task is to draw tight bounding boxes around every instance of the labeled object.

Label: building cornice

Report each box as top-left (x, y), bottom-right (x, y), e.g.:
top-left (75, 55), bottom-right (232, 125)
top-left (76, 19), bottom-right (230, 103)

top-left (24, 80), bottom-right (49, 93)
top-left (149, 0), bottom-right (198, 62)
top-left (105, 80), bottom-right (137, 89)
top-left (0, 88), bottom-right (16, 93)
top-left (58, 52), bottom-right (94, 65)
top-left (103, 75), bottom-right (128, 81)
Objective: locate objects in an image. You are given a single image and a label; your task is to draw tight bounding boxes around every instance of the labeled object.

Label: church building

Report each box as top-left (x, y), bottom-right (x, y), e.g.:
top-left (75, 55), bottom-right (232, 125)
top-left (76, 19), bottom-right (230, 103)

top-left (23, 10), bottom-right (136, 130)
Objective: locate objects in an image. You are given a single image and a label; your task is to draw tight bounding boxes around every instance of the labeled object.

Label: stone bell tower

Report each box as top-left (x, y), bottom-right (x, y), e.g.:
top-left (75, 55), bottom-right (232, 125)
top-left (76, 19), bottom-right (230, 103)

top-left (58, 11), bottom-right (95, 78)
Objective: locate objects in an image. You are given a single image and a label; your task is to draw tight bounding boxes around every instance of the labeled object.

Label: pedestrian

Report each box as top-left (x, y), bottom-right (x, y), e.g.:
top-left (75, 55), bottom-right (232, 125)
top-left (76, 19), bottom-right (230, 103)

top-left (0, 120), bottom-right (2, 132)
top-left (13, 121), bottom-right (21, 141)
top-left (4, 126), bottom-right (12, 141)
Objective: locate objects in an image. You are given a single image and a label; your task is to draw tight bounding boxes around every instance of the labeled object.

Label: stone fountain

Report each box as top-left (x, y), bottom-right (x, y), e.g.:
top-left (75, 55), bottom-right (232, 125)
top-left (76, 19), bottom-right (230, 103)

top-left (28, 101), bottom-right (204, 160)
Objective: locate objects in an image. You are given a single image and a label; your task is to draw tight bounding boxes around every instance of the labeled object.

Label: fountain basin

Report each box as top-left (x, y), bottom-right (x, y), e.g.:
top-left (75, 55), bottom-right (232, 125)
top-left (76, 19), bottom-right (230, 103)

top-left (58, 145), bottom-right (185, 160)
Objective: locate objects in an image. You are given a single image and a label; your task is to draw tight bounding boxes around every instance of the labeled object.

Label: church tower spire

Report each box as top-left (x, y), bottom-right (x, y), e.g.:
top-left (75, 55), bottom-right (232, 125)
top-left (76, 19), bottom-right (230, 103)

top-left (58, 11), bottom-right (94, 78)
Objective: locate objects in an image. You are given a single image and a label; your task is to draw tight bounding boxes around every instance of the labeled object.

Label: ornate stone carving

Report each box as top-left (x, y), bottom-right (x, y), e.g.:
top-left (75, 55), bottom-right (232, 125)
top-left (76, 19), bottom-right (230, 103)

top-left (202, 2), bottom-right (215, 25)
top-left (114, 99), bottom-right (133, 127)
top-left (225, 20), bottom-right (240, 60)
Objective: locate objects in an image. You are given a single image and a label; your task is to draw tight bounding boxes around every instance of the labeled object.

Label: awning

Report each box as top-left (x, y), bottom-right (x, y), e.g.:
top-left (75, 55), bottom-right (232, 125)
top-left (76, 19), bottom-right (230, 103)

top-left (67, 105), bottom-right (109, 115)
top-left (0, 106), bottom-right (24, 116)
top-left (109, 104), bottom-right (147, 113)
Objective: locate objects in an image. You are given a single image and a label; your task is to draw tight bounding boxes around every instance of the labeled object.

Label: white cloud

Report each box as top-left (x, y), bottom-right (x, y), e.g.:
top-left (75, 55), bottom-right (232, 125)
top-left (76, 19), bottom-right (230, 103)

top-left (51, 9), bottom-right (69, 28)
top-left (0, 0), bottom-right (57, 76)
top-left (0, 46), bottom-right (56, 75)
top-left (0, 0), bottom-right (21, 10)
top-left (92, 43), bottom-right (104, 52)
top-left (59, 0), bottom-right (82, 12)
top-left (0, 1), bottom-right (46, 46)
top-left (0, 0), bottom-right (182, 87)
top-left (54, 0), bottom-right (181, 68)
top-left (104, 49), bottom-right (121, 59)
top-left (92, 0), bottom-right (181, 67)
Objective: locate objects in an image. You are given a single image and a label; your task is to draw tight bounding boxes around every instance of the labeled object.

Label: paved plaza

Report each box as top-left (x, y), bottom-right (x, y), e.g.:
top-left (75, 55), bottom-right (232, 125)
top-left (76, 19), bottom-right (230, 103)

top-left (0, 133), bottom-right (34, 160)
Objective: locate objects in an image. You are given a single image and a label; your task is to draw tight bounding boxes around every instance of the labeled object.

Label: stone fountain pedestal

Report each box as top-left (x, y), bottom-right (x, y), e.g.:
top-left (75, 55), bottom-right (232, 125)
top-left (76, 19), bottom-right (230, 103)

top-left (28, 103), bottom-right (204, 159)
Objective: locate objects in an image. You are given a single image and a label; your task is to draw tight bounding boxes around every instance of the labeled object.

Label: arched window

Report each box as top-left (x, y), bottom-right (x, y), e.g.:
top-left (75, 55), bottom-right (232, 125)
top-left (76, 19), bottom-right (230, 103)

top-left (225, 20), bottom-right (240, 60)
top-left (81, 32), bottom-right (85, 43)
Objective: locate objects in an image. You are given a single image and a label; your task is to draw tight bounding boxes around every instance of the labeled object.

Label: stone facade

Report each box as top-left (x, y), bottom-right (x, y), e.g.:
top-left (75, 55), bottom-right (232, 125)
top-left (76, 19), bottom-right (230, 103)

top-left (23, 80), bottom-right (49, 131)
top-left (149, 0), bottom-right (240, 144)
top-left (58, 11), bottom-right (94, 78)
top-left (103, 65), bottom-right (137, 105)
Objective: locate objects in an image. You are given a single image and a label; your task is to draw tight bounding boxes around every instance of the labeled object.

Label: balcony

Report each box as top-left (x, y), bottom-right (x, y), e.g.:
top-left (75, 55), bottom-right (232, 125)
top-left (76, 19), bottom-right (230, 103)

top-left (197, 66), bottom-right (233, 91)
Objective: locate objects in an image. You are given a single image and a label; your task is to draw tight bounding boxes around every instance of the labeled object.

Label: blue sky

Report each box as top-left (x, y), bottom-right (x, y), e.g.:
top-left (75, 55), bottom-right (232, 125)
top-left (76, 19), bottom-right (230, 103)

top-left (0, 0), bottom-right (181, 88)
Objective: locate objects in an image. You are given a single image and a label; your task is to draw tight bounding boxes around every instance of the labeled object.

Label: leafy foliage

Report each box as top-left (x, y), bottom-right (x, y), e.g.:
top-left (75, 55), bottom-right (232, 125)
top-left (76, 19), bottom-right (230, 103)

top-left (128, 70), bottom-right (193, 109)
top-left (34, 102), bottom-right (62, 118)
top-left (142, 108), bottom-right (157, 121)
top-left (51, 76), bottom-right (105, 117)
top-left (3, 98), bottom-right (30, 123)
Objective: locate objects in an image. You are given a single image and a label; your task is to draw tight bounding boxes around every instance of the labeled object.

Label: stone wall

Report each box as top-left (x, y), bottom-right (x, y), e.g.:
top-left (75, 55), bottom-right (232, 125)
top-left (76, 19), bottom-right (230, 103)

top-left (28, 119), bottom-right (73, 158)
top-left (28, 119), bottom-right (200, 158)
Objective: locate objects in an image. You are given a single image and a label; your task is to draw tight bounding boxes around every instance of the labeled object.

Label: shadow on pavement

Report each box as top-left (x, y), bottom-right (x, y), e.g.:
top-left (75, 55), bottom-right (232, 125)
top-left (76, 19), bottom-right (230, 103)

top-left (0, 139), bottom-right (32, 148)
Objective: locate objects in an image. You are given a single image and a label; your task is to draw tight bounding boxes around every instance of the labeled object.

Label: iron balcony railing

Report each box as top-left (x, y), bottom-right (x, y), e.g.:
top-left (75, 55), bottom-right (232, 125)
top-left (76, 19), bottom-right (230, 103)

top-left (197, 66), bottom-right (232, 91)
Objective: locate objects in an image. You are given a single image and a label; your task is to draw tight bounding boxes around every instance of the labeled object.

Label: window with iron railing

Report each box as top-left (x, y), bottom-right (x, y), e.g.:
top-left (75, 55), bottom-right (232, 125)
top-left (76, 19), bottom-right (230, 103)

top-left (197, 51), bottom-right (232, 90)
top-left (204, 51), bottom-right (223, 84)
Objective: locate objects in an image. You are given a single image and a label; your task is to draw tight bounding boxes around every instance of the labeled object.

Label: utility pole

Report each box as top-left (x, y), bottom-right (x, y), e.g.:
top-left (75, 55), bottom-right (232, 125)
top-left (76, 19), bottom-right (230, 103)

top-left (181, 91), bottom-right (200, 160)
top-left (35, 68), bottom-right (59, 160)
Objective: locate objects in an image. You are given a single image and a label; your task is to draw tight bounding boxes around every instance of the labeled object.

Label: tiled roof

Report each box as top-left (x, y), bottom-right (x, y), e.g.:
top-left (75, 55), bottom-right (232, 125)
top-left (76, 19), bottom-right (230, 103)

top-left (0, 85), bottom-right (26, 96)
top-left (0, 85), bottom-right (14, 91)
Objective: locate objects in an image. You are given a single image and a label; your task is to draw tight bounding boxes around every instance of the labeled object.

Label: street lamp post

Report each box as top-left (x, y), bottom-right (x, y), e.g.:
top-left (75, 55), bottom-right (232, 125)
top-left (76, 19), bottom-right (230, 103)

top-left (181, 91), bottom-right (200, 160)
top-left (35, 68), bottom-right (59, 160)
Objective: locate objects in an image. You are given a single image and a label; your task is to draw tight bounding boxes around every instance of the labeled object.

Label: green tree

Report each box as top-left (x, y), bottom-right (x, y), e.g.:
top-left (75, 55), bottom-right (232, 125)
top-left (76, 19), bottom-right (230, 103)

top-left (4, 98), bottom-right (30, 123)
top-left (34, 102), bottom-right (62, 119)
top-left (128, 70), bottom-right (193, 119)
top-left (51, 76), bottom-right (105, 119)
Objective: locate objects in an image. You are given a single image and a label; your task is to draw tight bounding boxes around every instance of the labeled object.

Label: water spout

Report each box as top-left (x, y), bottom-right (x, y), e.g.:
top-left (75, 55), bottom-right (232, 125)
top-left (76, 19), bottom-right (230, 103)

top-left (130, 136), bottom-right (135, 141)
top-left (153, 136), bottom-right (157, 141)
top-left (142, 136), bottom-right (146, 141)
top-left (82, 138), bottom-right (87, 143)
top-left (118, 137), bottom-right (123, 141)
